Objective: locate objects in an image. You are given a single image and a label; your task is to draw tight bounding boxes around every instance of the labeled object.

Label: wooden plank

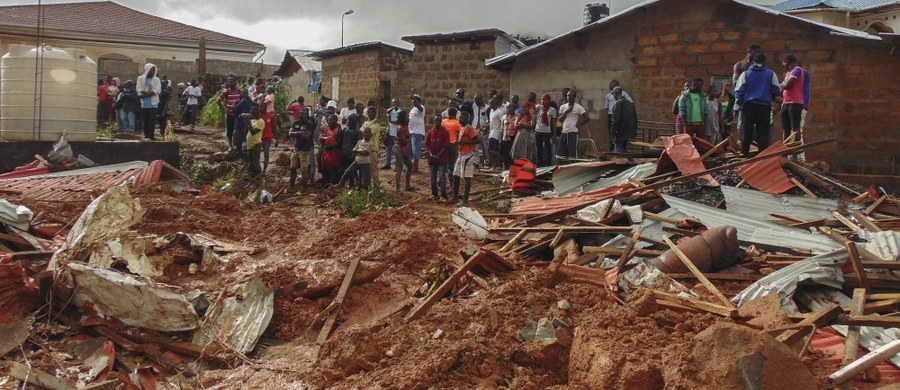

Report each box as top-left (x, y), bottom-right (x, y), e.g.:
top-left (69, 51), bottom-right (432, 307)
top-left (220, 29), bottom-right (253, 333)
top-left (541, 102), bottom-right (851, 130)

top-left (490, 226), bottom-right (632, 233)
top-left (851, 210), bottom-right (882, 232)
top-left (841, 299), bottom-right (900, 315)
top-left (668, 273), bottom-right (762, 282)
top-left (651, 290), bottom-right (737, 317)
top-left (791, 178), bottom-right (818, 199)
top-left (0, 232), bottom-right (30, 246)
top-left (869, 293), bottom-right (900, 301)
top-left (525, 138), bottom-right (836, 226)
top-left (769, 213), bottom-right (808, 224)
top-left (8, 361), bottom-right (76, 390)
top-left (841, 289), bottom-right (867, 370)
top-left (821, 227), bottom-right (886, 263)
top-left (599, 198), bottom-right (615, 220)
top-left (777, 305), bottom-right (842, 345)
top-left (317, 255), bottom-right (362, 344)
top-left (406, 251), bottom-right (486, 322)
top-left (614, 227), bottom-right (645, 271)
top-left (663, 235), bottom-right (734, 309)
top-left (698, 138), bottom-right (729, 160)
top-left (549, 229), bottom-right (567, 248)
top-left (830, 339), bottom-right (900, 387)
top-left (499, 229), bottom-right (528, 252)
top-left (833, 211), bottom-right (863, 234)
top-left (582, 247), bottom-right (665, 257)
top-left (864, 195), bottom-right (888, 215)
top-left (645, 211), bottom-right (681, 225)
top-left (843, 315), bottom-right (900, 328)
top-left (845, 242), bottom-right (871, 292)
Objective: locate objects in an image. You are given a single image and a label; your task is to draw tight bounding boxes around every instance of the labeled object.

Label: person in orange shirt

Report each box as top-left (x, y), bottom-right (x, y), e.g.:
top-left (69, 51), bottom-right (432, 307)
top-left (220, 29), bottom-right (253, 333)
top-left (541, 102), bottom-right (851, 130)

top-left (441, 107), bottom-right (462, 173)
top-left (450, 112), bottom-right (481, 207)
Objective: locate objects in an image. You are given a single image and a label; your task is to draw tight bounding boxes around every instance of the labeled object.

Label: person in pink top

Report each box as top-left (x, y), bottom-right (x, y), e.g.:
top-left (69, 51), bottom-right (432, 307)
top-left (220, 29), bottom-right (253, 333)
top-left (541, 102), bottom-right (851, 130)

top-left (285, 96), bottom-right (307, 121)
top-left (778, 54), bottom-right (805, 142)
top-left (259, 102), bottom-right (277, 173)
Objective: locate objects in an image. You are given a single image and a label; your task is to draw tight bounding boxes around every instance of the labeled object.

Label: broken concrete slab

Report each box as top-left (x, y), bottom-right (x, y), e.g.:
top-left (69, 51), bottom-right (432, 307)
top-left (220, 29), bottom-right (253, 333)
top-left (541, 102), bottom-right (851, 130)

top-left (65, 263), bottom-right (204, 332)
top-left (192, 275), bottom-right (273, 354)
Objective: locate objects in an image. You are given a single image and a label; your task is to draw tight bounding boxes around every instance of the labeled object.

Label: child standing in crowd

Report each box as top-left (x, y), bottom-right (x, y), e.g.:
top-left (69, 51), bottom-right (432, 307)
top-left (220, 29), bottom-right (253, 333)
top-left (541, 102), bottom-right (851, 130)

top-left (247, 105), bottom-right (264, 177)
top-left (720, 81), bottom-right (737, 153)
top-left (115, 80), bottom-right (140, 133)
top-left (259, 103), bottom-right (277, 174)
top-left (705, 86), bottom-right (721, 144)
top-left (340, 112), bottom-right (362, 187)
top-left (338, 128), bottom-right (374, 189)
top-left (679, 78), bottom-right (707, 141)
top-left (319, 113), bottom-right (343, 185)
top-left (426, 115), bottom-right (450, 201)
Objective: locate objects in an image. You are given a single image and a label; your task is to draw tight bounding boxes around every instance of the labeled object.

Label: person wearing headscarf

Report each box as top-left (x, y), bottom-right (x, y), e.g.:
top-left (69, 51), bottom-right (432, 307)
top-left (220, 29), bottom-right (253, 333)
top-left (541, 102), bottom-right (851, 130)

top-left (510, 93), bottom-right (537, 162)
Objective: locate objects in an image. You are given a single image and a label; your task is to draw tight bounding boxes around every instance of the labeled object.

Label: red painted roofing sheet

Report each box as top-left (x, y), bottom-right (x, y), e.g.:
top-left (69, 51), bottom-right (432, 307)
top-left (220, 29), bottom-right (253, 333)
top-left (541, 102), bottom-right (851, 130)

top-left (510, 184), bottom-right (647, 215)
top-left (810, 327), bottom-right (900, 388)
top-left (737, 140), bottom-right (795, 194)
top-left (660, 134), bottom-right (719, 186)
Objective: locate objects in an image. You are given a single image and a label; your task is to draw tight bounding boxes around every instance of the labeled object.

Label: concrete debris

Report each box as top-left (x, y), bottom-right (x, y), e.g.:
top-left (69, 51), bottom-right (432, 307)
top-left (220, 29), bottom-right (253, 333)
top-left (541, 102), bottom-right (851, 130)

top-left (65, 262), bottom-right (205, 332)
top-left (451, 206), bottom-right (490, 240)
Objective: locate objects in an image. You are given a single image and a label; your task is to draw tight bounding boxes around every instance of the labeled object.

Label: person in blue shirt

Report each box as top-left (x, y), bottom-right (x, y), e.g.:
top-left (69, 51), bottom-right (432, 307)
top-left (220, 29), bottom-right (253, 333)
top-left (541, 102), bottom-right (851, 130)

top-left (735, 53), bottom-right (781, 157)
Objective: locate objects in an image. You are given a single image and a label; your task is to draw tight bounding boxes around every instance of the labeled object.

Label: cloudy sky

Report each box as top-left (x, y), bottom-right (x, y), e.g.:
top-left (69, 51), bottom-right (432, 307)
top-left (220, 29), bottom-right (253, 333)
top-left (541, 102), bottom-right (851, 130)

top-left (1, 0), bottom-right (779, 63)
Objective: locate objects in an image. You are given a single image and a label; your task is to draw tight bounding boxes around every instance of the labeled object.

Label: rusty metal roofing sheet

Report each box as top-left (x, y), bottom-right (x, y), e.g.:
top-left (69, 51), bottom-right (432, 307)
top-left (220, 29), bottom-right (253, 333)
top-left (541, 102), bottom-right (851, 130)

top-left (721, 185), bottom-right (838, 222)
top-left (0, 161), bottom-right (184, 202)
top-left (662, 134), bottom-right (718, 186)
top-left (737, 140), bottom-right (795, 194)
top-left (662, 194), bottom-right (842, 253)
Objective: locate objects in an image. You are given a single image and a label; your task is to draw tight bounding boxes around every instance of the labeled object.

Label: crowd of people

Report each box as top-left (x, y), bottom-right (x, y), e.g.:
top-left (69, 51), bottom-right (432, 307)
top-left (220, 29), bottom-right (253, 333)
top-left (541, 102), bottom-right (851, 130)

top-left (96, 64), bottom-right (174, 140)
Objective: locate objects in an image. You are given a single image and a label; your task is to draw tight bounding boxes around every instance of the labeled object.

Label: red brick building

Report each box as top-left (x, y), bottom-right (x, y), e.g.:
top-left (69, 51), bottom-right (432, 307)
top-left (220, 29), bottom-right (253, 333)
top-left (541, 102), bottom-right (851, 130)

top-left (399, 29), bottom-right (524, 119)
top-left (311, 42), bottom-right (412, 111)
top-left (488, 0), bottom-right (899, 176)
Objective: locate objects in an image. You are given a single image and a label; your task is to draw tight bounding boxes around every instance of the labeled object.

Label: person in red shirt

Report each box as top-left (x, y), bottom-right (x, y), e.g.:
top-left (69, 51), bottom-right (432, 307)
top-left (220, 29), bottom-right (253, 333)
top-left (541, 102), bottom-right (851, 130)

top-left (285, 96), bottom-right (307, 121)
top-left (218, 76), bottom-right (242, 150)
top-left (259, 102), bottom-right (277, 173)
top-left (97, 78), bottom-right (109, 125)
top-left (318, 113), bottom-right (343, 185)
top-left (426, 116), bottom-right (450, 200)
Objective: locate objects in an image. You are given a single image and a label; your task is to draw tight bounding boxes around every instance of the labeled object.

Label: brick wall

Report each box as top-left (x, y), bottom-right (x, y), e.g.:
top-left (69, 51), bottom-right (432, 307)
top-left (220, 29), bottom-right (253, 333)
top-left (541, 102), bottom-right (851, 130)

top-left (398, 40), bottom-right (510, 119)
top-left (631, 0), bottom-right (900, 174)
top-left (320, 48), bottom-right (411, 112)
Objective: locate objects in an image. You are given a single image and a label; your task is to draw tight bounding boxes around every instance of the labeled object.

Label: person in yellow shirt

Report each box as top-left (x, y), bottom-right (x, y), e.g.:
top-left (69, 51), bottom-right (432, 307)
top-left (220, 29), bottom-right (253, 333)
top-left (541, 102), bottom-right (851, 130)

top-left (362, 106), bottom-right (384, 188)
top-left (247, 105), bottom-right (264, 177)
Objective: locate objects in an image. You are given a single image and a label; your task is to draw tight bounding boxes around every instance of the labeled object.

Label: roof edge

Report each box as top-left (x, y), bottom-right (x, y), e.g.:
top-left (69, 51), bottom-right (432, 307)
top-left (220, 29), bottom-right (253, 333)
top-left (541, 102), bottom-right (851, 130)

top-left (310, 41), bottom-right (413, 60)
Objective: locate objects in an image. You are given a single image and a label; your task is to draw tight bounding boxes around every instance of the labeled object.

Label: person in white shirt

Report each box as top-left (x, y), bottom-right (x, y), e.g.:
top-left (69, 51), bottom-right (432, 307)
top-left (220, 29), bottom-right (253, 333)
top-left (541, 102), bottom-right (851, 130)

top-left (606, 80), bottom-right (632, 136)
top-left (339, 97), bottom-right (355, 125)
top-left (180, 79), bottom-right (202, 130)
top-left (486, 97), bottom-right (504, 170)
top-left (409, 94), bottom-right (426, 172)
top-left (557, 90), bottom-right (589, 160)
top-left (470, 94), bottom-right (490, 167)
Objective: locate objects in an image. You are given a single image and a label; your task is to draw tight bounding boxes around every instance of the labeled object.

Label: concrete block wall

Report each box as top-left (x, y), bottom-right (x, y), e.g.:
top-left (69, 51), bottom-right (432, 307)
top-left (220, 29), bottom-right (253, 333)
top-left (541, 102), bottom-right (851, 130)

top-left (631, 0), bottom-right (900, 174)
top-left (398, 40), bottom-right (510, 119)
top-left (320, 49), bottom-right (411, 111)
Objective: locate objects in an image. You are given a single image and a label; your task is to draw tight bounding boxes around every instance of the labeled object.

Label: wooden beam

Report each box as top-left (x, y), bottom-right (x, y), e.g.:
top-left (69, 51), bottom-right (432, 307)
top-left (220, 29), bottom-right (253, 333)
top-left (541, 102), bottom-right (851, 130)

top-left (490, 226), bottom-right (632, 233)
top-left (869, 293), bottom-right (900, 301)
top-left (843, 315), bottom-right (900, 328)
top-left (769, 213), bottom-right (808, 224)
top-left (614, 227), bottom-right (645, 271)
top-left (8, 362), bottom-right (76, 390)
top-left (549, 229), bottom-right (567, 248)
top-left (834, 211), bottom-right (864, 233)
top-left (864, 195), bottom-right (888, 215)
top-left (317, 255), bottom-right (362, 344)
top-left (841, 289), bottom-right (867, 370)
top-left (499, 229), bottom-right (528, 252)
top-left (777, 305), bottom-right (842, 345)
top-left (651, 290), bottom-right (737, 317)
top-left (845, 242), bottom-right (871, 292)
top-left (841, 299), bottom-right (900, 315)
top-left (830, 339), bottom-right (900, 387)
top-left (791, 178), bottom-right (818, 199)
top-left (851, 210), bottom-right (882, 232)
top-left (698, 138), bottom-right (729, 161)
top-left (663, 235), bottom-right (734, 309)
top-left (525, 138), bottom-right (836, 226)
top-left (668, 273), bottom-right (762, 282)
top-left (406, 251), bottom-right (486, 322)
top-left (583, 247), bottom-right (665, 257)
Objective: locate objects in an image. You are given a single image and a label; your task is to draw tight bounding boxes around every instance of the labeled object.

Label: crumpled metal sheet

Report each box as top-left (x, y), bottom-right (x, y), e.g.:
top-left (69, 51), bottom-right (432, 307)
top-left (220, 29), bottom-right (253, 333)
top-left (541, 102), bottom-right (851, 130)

top-left (551, 161), bottom-right (618, 196)
top-left (660, 134), bottom-right (718, 186)
top-left (192, 276), bottom-right (274, 354)
top-left (618, 262), bottom-right (695, 296)
top-left (0, 263), bottom-right (36, 355)
top-left (721, 185), bottom-right (838, 222)
top-left (737, 140), bottom-right (794, 194)
top-left (663, 195), bottom-right (841, 254)
top-left (576, 199), bottom-right (624, 222)
top-left (66, 263), bottom-right (204, 332)
top-left (863, 230), bottom-right (900, 262)
top-left (0, 199), bottom-right (34, 231)
top-left (451, 207), bottom-right (490, 240)
top-left (795, 287), bottom-right (900, 367)
top-left (50, 184), bottom-right (146, 269)
top-left (579, 162), bottom-right (657, 194)
top-left (732, 248), bottom-right (847, 308)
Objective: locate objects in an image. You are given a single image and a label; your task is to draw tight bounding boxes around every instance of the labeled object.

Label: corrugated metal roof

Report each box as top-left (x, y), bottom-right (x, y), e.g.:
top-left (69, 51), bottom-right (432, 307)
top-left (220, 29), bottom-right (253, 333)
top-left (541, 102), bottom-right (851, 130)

top-left (721, 185), bottom-right (838, 222)
top-left (0, 161), bottom-right (185, 202)
top-left (310, 41), bottom-right (413, 61)
top-left (772, 0), bottom-right (898, 12)
top-left (286, 50), bottom-right (322, 72)
top-left (732, 248), bottom-right (846, 308)
top-left (486, 0), bottom-right (880, 68)
top-left (662, 195), bottom-right (842, 253)
top-left (737, 141), bottom-right (795, 194)
top-left (551, 161), bottom-right (618, 196)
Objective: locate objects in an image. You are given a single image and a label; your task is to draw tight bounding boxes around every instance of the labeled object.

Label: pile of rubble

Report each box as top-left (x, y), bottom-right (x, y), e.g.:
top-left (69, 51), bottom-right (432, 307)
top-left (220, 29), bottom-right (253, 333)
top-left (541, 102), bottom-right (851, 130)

top-left (1, 133), bottom-right (898, 389)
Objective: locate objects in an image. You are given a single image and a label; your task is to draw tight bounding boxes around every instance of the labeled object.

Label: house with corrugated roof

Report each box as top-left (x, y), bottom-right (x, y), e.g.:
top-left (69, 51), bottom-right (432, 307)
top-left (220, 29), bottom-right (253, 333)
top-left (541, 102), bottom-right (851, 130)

top-left (771, 0), bottom-right (900, 34)
top-left (0, 1), bottom-right (265, 80)
top-left (274, 50), bottom-right (322, 106)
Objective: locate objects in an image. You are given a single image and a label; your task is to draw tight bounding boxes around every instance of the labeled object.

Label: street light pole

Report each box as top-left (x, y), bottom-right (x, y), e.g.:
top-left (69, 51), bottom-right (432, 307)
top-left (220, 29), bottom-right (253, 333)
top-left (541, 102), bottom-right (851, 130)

top-left (341, 9), bottom-right (354, 47)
